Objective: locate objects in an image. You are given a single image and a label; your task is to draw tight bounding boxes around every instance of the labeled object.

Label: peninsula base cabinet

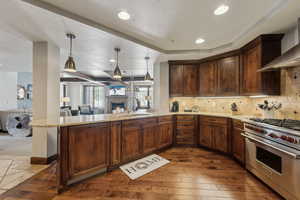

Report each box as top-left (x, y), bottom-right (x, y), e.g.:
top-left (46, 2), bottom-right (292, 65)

top-left (121, 117), bottom-right (174, 163)
top-left (121, 120), bottom-right (143, 163)
top-left (199, 116), bottom-right (230, 154)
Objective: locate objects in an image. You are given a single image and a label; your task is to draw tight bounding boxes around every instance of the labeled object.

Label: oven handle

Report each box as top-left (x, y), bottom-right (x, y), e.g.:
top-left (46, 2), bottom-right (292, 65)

top-left (241, 133), bottom-right (300, 159)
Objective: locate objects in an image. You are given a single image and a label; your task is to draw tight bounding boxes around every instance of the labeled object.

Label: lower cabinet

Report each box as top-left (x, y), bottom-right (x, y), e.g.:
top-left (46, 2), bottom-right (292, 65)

top-left (110, 121), bottom-right (121, 166)
top-left (68, 123), bottom-right (110, 178)
top-left (176, 115), bottom-right (197, 145)
top-left (121, 120), bottom-right (142, 163)
top-left (158, 116), bottom-right (174, 148)
top-left (232, 120), bottom-right (245, 165)
top-left (142, 118), bottom-right (159, 154)
top-left (121, 117), bottom-right (174, 163)
top-left (199, 116), bottom-right (229, 153)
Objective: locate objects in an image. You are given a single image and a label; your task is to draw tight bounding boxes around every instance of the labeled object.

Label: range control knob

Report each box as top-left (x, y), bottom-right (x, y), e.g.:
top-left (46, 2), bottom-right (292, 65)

top-left (287, 137), bottom-right (295, 143)
top-left (268, 133), bottom-right (278, 138)
top-left (280, 135), bottom-right (288, 141)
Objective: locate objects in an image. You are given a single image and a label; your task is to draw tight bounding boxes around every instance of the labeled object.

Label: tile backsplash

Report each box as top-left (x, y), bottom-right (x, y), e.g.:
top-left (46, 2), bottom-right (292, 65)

top-left (170, 67), bottom-right (300, 119)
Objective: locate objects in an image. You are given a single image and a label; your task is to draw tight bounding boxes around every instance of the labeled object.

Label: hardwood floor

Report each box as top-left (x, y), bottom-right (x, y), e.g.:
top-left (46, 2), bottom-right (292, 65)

top-left (0, 147), bottom-right (283, 200)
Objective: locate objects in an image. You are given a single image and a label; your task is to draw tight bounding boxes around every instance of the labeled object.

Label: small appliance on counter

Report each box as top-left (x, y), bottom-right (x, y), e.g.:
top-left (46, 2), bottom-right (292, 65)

top-left (171, 101), bottom-right (179, 112)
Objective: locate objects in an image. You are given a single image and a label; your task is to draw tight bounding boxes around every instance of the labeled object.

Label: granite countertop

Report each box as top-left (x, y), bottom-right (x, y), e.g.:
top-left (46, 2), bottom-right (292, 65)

top-left (30, 112), bottom-right (256, 127)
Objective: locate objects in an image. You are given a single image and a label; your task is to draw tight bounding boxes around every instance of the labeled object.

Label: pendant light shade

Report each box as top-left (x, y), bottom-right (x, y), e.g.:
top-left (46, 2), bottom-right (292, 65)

top-left (113, 48), bottom-right (122, 79)
top-left (64, 33), bottom-right (76, 72)
top-left (144, 56), bottom-right (152, 81)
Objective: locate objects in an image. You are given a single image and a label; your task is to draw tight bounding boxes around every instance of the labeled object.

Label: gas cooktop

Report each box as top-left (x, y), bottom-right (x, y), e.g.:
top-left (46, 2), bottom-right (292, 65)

top-left (250, 118), bottom-right (300, 131)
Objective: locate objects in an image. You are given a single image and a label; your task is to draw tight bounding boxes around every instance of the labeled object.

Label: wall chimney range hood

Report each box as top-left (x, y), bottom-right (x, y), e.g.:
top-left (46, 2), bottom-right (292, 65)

top-left (259, 18), bottom-right (300, 72)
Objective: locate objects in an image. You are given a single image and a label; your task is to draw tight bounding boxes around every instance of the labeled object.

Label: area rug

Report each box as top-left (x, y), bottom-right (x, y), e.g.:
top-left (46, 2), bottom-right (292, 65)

top-left (120, 154), bottom-right (170, 180)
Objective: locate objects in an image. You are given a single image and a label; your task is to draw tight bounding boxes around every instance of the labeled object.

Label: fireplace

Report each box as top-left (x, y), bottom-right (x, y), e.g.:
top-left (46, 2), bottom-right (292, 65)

top-left (106, 96), bottom-right (128, 113)
top-left (111, 103), bottom-right (125, 111)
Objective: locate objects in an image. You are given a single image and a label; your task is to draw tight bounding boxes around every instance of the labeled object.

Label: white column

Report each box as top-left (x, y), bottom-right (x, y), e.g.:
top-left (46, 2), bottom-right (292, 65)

top-left (32, 41), bottom-right (60, 158)
top-left (153, 61), bottom-right (170, 113)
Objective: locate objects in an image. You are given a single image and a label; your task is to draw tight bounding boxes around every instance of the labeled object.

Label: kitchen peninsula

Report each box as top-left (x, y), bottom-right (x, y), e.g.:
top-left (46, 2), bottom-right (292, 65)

top-left (31, 112), bottom-right (252, 192)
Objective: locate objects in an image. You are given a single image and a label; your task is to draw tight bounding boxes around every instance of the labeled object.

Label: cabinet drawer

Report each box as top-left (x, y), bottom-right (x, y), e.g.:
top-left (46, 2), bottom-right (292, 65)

top-left (200, 116), bottom-right (227, 125)
top-left (159, 115), bottom-right (173, 123)
top-left (176, 115), bottom-right (195, 121)
top-left (122, 119), bottom-right (142, 128)
top-left (141, 117), bottom-right (158, 125)
top-left (177, 120), bottom-right (195, 127)
top-left (176, 129), bottom-right (195, 136)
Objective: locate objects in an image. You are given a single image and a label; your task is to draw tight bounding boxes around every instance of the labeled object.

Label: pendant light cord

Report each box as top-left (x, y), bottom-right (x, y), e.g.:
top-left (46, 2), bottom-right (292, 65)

top-left (70, 37), bottom-right (73, 57)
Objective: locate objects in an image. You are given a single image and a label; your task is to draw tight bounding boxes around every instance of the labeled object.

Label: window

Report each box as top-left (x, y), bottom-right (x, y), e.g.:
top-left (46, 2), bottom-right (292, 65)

top-left (83, 86), bottom-right (105, 109)
top-left (135, 86), bottom-right (153, 110)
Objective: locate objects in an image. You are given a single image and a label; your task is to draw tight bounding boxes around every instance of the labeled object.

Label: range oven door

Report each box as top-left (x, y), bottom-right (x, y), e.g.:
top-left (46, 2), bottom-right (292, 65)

top-left (243, 133), bottom-right (300, 200)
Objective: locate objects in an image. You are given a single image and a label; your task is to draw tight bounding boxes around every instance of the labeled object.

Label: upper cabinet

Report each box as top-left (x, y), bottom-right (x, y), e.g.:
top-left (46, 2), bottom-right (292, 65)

top-left (240, 35), bottom-right (283, 95)
top-left (169, 65), bottom-right (183, 97)
top-left (199, 61), bottom-right (217, 96)
top-left (169, 34), bottom-right (283, 97)
top-left (217, 56), bottom-right (240, 96)
top-left (183, 65), bottom-right (198, 96)
top-left (169, 64), bottom-right (198, 97)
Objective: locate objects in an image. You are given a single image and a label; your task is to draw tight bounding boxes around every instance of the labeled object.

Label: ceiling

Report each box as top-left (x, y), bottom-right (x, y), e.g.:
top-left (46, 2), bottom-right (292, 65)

top-left (0, 0), bottom-right (159, 75)
top-left (1, 0), bottom-right (300, 74)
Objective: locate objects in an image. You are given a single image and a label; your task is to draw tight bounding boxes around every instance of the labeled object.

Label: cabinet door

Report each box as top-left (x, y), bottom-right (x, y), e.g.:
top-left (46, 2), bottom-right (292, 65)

top-left (199, 61), bottom-right (217, 96)
top-left (232, 127), bottom-right (245, 164)
top-left (213, 125), bottom-right (228, 153)
top-left (199, 123), bottom-right (213, 148)
top-left (121, 126), bottom-right (142, 162)
top-left (169, 65), bottom-right (183, 97)
top-left (217, 56), bottom-right (240, 96)
top-left (69, 123), bottom-right (109, 178)
top-left (142, 123), bottom-right (158, 154)
top-left (158, 122), bottom-right (173, 149)
top-left (241, 45), bottom-right (261, 95)
top-left (183, 65), bottom-right (198, 96)
top-left (110, 122), bottom-right (121, 166)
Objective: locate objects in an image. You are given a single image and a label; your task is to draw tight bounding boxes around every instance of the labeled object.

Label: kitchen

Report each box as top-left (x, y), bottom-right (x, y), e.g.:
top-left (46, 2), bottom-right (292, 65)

top-left (1, 1), bottom-right (300, 200)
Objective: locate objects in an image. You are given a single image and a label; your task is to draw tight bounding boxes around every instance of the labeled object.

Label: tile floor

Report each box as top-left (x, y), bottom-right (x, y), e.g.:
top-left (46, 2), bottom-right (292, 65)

top-left (0, 155), bottom-right (48, 195)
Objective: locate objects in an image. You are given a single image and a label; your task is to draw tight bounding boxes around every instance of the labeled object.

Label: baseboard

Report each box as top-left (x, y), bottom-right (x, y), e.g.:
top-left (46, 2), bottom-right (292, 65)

top-left (31, 154), bottom-right (57, 165)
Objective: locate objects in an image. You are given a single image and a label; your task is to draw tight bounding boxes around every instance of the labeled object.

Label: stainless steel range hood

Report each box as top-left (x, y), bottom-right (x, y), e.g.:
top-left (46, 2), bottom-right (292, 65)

top-left (259, 18), bottom-right (300, 72)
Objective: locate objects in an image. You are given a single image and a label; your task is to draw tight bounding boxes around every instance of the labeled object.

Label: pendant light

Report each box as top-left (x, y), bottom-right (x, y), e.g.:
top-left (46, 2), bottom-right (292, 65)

top-left (113, 48), bottom-right (122, 79)
top-left (144, 56), bottom-right (152, 81)
top-left (64, 33), bottom-right (76, 72)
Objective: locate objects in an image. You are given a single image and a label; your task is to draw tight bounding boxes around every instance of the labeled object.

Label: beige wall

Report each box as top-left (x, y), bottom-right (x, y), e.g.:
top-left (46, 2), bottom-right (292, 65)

top-left (170, 67), bottom-right (300, 119)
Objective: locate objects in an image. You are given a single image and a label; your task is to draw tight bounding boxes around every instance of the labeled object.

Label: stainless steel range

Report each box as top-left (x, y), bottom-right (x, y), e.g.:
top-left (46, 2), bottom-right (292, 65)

top-left (243, 118), bottom-right (300, 200)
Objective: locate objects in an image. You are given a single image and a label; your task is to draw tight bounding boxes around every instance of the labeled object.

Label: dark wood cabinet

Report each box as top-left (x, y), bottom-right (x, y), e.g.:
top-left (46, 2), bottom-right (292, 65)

top-left (169, 34), bottom-right (283, 97)
top-left (142, 118), bottom-right (158, 154)
top-left (176, 115), bottom-right (196, 145)
top-left (232, 120), bottom-right (245, 165)
top-left (158, 116), bottom-right (174, 148)
top-left (199, 123), bottom-right (213, 148)
top-left (169, 65), bottom-right (183, 97)
top-left (217, 56), bottom-right (240, 96)
top-left (110, 121), bottom-right (121, 166)
top-left (68, 123), bottom-right (110, 179)
top-left (199, 116), bottom-right (229, 153)
top-left (241, 34), bottom-right (283, 95)
top-left (169, 65), bottom-right (198, 97)
top-left (199, 61), bottom-right (217, 96)
top-left (183, 65), bottom-right (198, 96)
top-left (121, 120), bottom-right (142, 162)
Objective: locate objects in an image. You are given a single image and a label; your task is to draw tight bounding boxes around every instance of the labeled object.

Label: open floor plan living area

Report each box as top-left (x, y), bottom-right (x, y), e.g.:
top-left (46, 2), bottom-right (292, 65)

top-left (1, 0), bottom-right (300, 200)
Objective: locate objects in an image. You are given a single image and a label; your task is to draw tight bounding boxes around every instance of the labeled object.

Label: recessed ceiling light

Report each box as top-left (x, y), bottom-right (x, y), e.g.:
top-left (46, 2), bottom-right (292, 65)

top-left (109, 59), bottom-right (116, 63)
top-left (214, 4), bottom-right (229, 15)
top-left (118, 11), bottom-right (130, 20)
top-left (195, 38), bottom-right (205, 44)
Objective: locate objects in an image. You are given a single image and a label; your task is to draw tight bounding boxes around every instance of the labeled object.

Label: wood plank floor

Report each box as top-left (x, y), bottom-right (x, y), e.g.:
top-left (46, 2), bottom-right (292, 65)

top-left (0, 147), bottom-right (283, 200)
